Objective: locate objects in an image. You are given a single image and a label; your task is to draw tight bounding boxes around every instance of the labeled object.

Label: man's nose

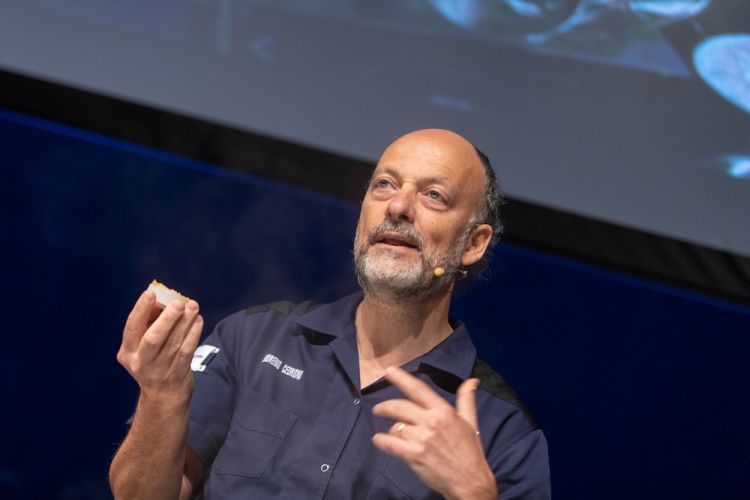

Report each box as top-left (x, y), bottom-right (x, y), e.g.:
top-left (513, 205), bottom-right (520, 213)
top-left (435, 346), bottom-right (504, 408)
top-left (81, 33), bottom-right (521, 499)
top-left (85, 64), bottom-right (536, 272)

top-left (386, 187), bottom-right (416, 222)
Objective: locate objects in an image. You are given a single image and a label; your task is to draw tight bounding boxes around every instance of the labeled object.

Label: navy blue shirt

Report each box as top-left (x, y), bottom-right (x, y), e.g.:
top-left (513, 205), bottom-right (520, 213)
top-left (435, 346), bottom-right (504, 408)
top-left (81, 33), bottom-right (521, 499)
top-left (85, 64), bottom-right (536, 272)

top-left (187, 292), bottom-right (550, 499)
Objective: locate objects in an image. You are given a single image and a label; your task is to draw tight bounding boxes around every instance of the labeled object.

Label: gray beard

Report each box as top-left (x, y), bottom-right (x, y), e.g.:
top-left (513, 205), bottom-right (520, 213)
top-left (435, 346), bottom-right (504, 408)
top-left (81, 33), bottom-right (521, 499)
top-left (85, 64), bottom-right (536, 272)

top-left (353, 220), bottom-right (469, 303)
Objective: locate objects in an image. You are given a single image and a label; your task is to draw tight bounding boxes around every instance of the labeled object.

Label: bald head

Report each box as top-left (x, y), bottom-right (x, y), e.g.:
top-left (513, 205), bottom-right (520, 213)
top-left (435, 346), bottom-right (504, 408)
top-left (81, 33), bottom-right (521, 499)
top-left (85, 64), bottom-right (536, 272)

top-left (384, 129), bottom-right (477, 156)
top-left (377, 129), bottom-right (488, 216)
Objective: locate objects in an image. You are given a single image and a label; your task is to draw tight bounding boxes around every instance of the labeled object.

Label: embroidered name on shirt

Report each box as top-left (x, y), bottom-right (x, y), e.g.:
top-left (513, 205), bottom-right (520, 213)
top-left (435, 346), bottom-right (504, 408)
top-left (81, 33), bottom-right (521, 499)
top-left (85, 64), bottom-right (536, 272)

top-left (262, 354), bottom-right (282, 369)
top-left (262, 353), bottom-right (304, 380)
top-left (281, 364), bottom-right (304, 380)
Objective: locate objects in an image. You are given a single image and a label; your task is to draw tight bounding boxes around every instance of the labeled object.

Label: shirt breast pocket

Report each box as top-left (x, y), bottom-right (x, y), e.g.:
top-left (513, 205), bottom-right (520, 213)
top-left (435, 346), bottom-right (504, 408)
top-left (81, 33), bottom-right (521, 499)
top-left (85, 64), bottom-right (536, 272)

top-left (211, 390), bottom-right (297, 478)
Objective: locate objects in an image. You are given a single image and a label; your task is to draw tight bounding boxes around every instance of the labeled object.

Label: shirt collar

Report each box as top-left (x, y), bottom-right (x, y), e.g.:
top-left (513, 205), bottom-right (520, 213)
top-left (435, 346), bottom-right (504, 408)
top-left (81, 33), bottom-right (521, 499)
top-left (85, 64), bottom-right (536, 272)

top-left (292, 291), bottom-right (362, 339)
top-left (417, 321), bottom-right (476, 380)
top-left (293, 291), bottom-right (477, 381)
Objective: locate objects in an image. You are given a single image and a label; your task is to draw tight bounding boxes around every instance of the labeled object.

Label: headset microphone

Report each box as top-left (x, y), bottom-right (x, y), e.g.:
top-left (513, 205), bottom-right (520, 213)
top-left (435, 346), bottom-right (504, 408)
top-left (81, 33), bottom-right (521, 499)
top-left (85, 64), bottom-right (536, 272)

top-left (433, 266), bottom-right (469, 278)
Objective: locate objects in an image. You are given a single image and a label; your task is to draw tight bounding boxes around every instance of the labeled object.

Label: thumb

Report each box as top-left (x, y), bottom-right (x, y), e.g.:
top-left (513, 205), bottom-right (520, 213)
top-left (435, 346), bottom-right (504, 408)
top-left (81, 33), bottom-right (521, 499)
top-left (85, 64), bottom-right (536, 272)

top-left (456, 378), bottom-right (480, 432)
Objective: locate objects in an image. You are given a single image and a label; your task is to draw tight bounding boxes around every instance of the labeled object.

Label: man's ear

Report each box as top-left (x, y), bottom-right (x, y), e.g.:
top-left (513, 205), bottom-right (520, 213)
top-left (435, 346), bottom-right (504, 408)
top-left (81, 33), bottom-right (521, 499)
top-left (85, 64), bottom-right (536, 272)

top-left (461, 223), bottom-right (493, 267)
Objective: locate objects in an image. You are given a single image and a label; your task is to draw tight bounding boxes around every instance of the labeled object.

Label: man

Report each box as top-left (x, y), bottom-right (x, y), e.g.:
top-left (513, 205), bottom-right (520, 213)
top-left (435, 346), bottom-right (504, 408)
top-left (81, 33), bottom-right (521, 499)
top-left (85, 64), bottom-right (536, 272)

top-left (109, 129), bottom-right (550, 499)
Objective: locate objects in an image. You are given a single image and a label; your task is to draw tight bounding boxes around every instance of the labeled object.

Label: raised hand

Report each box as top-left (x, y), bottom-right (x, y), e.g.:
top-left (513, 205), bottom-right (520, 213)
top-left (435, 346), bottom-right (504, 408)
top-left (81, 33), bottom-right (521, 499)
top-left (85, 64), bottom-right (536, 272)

top-left (116, 289), bottom-right (204, 402)
top-left (372, 367), bottom-right (497, 500)
top-left (110, 290), bottom-right (206, 499)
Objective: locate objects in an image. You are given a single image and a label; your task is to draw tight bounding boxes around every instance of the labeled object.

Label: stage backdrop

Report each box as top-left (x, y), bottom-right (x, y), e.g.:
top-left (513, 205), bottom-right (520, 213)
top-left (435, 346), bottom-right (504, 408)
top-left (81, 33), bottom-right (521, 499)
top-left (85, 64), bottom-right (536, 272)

top-left (1, 108), bottom-right (748, 499)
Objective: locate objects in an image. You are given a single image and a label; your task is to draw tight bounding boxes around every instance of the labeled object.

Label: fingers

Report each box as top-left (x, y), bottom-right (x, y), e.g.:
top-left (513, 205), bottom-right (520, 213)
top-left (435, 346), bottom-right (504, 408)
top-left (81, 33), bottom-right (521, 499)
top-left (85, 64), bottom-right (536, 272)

top-left (122, 290), bottom-right (157, 352)
top-left (182, 313), bottom-right (204, 355)
top-left (387, 421), bottom-right (429, 440)
top-left (147, 302), bottom-right (163, 324)
top-left (456, 378), bottom-right (480, 433)
top-left (162, 300), bottom-right (200, 356)
top-left (170, 313), bottom-right (204, 376)
top-left (384, 366), bottom-right (450, 409)
top-left (372, 431), bottom-right (423, 460)
top-left (138, 299), bottom-right (187, 363)
top-left (373, 399), bottom-right (426, 424)
top-left (391, 422), bottom-right (407, 434)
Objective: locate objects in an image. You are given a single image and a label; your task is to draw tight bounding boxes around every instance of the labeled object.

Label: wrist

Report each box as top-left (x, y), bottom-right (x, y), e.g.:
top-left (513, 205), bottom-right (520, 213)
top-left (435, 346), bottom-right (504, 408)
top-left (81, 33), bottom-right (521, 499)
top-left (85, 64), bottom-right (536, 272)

top-left (446, 466), bottom-right (497, 500)
top-left (137, 387), bottom-right (193, 416)
top-left (140, 375), bottom-right (194, 402)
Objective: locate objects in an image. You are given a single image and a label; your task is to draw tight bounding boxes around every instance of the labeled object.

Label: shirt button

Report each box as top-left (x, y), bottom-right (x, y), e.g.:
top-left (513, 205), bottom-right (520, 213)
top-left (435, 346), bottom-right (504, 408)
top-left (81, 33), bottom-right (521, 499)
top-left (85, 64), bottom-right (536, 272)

top-left (353, 398), bottom-right (360, 406)
top-left (320, 464), bottom-right (330, 472)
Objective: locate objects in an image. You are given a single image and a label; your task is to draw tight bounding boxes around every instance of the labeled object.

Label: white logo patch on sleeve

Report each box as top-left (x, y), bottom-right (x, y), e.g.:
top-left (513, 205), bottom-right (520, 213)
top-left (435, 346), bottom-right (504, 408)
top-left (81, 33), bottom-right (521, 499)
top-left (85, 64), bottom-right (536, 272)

top-left (191, 345), bottom-right (220, 372)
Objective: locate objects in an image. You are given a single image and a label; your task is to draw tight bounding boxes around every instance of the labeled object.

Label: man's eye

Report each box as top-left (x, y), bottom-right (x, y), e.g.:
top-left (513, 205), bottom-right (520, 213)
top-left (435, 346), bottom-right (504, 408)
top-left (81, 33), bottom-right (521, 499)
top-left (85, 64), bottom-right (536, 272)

top-left (428, 190), bottom-right (443, 200)
top-left (376, 179), bottom-right (391, 189)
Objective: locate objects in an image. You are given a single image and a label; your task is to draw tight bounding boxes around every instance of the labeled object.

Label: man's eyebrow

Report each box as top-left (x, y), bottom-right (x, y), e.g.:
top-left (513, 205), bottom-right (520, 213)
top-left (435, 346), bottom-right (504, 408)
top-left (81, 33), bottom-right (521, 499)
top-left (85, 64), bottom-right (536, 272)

top-left (374, 167), bottom-right (450, 188)
top-left (373, 167), bottom-right (402, 181)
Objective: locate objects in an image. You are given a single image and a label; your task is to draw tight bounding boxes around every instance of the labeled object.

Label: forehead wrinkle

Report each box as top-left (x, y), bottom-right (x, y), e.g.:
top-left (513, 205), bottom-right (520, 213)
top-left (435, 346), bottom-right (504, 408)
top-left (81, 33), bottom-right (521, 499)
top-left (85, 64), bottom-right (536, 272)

top-left (375, 130), bottom-right (486, 209)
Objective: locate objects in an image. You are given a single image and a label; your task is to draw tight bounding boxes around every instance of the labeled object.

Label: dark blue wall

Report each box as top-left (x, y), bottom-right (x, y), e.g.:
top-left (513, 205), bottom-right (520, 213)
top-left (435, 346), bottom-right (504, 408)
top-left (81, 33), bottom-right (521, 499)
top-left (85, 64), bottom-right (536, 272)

top-left (1, 109), bottom-right (748, 499)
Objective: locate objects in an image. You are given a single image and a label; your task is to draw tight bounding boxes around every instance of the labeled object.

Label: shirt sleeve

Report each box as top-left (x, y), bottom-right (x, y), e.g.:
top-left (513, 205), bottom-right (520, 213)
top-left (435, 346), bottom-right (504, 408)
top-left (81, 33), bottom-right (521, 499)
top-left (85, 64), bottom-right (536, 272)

top-left (493, 428), bottom-right (551, 500)
top-left (186, 312), bottom-right (245, 469)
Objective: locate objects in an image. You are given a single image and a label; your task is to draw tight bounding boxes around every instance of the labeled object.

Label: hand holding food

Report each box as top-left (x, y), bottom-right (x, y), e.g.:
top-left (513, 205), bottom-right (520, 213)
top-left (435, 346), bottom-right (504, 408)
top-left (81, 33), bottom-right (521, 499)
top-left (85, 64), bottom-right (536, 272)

top-left (116, 281), bottom-right (203, 402)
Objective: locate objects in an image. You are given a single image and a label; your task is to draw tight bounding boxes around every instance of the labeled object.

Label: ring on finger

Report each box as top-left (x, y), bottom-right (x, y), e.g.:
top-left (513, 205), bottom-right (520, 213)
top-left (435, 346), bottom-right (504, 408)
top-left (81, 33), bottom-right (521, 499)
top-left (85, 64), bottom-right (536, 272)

top-left (395, 422), bottom-right (406, 433)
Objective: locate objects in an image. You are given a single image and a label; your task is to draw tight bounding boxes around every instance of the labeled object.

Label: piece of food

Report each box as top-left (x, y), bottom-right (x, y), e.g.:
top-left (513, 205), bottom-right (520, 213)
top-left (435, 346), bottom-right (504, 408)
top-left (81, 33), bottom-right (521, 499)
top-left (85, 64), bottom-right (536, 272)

top-left (148, 280), bottom-right (190, 308)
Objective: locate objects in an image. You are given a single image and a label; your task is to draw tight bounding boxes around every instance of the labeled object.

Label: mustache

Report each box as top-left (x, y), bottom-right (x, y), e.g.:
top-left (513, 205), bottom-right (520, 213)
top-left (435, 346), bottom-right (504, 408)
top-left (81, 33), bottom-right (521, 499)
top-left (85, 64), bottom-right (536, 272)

top-left (367, 220), bottom-right (423, 250)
